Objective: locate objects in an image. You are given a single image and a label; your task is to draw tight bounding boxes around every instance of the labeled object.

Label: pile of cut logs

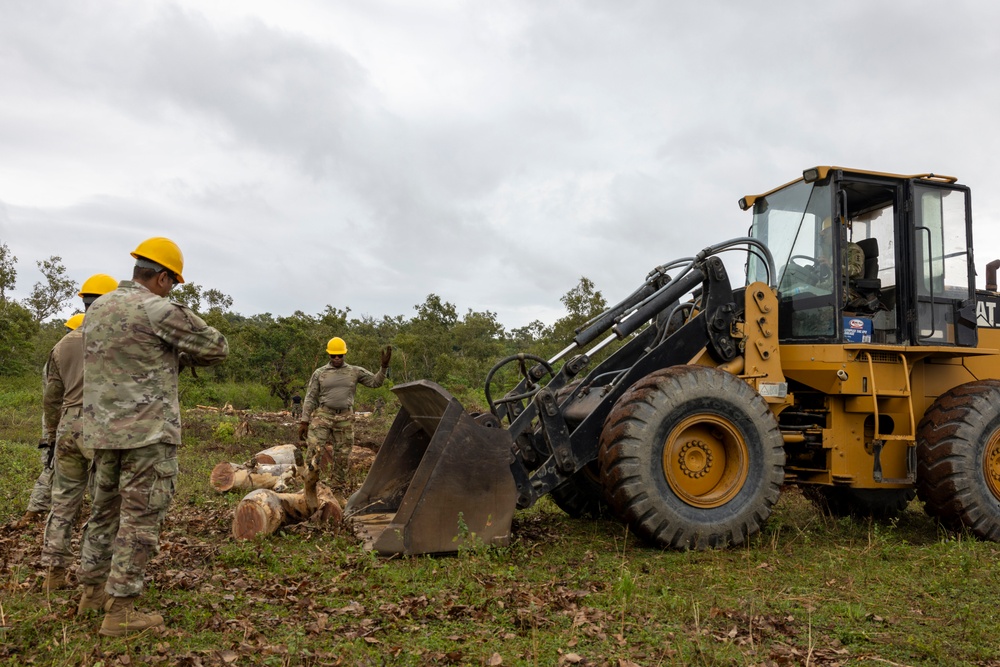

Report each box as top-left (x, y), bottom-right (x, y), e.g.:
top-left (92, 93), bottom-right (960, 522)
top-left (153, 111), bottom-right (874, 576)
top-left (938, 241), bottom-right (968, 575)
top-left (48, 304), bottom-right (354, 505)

top-left (211, 444), bottom-right (342, 539)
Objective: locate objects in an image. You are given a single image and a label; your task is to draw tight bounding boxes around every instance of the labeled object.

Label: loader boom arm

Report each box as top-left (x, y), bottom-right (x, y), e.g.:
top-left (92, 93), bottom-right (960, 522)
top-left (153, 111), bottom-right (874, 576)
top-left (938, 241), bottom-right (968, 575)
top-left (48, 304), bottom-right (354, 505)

top-left (346, 249), bottom-right (755, 555)
top-left (510, 256), bottom-right (742, 507)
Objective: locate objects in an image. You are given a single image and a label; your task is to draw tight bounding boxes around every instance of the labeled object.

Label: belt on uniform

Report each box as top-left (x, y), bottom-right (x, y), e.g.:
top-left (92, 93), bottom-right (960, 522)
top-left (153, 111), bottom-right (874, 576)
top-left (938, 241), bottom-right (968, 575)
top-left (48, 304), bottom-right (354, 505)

top-left (322, 406), bottom-right (353, 415)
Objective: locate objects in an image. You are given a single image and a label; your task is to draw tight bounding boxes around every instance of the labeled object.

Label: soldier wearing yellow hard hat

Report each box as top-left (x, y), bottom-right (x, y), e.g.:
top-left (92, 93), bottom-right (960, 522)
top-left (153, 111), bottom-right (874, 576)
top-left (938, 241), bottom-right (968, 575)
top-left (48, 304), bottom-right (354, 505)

top-left (130, 236), bottom-right (185, 287)
top-left (299, 337), bottom-right (392, 490)
top-left (76, 237), bottom-right (228, 636)
top-left (24, 272), bottom-right (117, 596)
top-left (79, 273), bottom-right (119, 300)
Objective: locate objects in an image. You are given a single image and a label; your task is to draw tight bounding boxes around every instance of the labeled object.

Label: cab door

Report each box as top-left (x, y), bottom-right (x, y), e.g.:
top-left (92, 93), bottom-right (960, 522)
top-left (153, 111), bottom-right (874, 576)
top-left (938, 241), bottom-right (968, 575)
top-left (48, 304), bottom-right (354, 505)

top-left (908, 183), bottom-right (977, 346)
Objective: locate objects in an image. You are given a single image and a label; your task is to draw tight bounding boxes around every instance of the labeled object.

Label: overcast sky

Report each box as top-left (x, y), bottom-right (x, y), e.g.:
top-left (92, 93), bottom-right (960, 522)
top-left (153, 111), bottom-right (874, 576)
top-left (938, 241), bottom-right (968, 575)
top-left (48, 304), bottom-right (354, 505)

top-left (3, 0), bottom-right (1000, 329)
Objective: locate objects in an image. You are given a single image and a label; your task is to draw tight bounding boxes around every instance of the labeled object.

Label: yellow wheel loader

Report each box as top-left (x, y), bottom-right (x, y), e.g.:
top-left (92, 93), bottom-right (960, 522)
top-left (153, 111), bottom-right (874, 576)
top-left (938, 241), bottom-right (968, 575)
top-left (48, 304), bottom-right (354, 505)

top-left (346, 166), bottom-right (1000, 555)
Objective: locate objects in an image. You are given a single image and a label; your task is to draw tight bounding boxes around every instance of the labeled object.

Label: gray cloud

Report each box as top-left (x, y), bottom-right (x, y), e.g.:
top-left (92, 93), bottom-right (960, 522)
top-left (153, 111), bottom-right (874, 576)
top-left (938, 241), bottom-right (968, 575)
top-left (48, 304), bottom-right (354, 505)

top-left (3, 0), bottom-right (1000, 330)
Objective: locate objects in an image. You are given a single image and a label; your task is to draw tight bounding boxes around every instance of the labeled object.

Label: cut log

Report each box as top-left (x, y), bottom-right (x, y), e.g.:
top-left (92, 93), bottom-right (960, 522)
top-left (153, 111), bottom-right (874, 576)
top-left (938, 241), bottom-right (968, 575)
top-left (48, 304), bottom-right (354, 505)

top-left (211, 445), bottom-right (305, 493)
top-left (232, 489), bottom-right (285, 539)
top-left (211, 462), bottom-right (298, 493)
top-left (232, 474), bottom-right (342, 540)
top-left (253, 444), bottom-right (298, 465)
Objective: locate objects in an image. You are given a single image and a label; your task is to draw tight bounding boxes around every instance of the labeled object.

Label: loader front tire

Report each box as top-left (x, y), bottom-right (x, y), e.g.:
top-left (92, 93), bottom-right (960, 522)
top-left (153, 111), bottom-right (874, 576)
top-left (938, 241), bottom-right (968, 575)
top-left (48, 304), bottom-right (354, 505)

top-left (917, 380), bottom-right (1000, 541)
top-left (599, 366), bottom-right (785, 550)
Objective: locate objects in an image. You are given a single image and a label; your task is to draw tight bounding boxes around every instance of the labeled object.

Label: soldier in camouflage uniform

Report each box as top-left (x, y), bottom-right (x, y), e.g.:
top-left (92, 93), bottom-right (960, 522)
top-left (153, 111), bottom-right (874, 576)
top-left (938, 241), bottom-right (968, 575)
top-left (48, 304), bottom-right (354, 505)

top-left (818, 220), bottom-right (867, 306)
top-left (297, 337), bottom-right (391, 490)
top-left (20, 434), bottom-right (55, 525)
top-left (38, 274), bottom-right (119, 593)
top-left (76, 237), bottom-right (228, 637)
top-left (19, 322), bottom-right (82, 528)
top-left (790, 220), bottom-right (868, 337)
top-left (19, 313), bottom-right (95, 527)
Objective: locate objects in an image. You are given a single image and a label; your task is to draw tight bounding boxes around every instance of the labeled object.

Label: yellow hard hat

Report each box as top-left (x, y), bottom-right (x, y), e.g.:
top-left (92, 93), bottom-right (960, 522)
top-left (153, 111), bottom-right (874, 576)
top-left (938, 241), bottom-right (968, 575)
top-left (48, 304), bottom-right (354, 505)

top-left (326, 337), bottom-right (348, 355)
top-left (78, 273), bottom-right (118, 297)
top-left (820, 216), bottom-right (847, 232)
top-left (131, 237), bottom-right (185, 283)
top-left (65, 313), bottom-right (85, 330)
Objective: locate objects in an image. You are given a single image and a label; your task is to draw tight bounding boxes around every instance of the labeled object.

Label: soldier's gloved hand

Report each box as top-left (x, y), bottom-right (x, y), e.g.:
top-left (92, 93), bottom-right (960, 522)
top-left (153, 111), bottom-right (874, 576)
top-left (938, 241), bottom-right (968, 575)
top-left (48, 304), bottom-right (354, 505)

top-left (178, 352), bottom-right (199, 378)
top-left (39, 440), bottom-right (55, 469)
top-left (380, 344), bottom-right (392, 369)
top-left (298, 422), bottom-right (309, 441)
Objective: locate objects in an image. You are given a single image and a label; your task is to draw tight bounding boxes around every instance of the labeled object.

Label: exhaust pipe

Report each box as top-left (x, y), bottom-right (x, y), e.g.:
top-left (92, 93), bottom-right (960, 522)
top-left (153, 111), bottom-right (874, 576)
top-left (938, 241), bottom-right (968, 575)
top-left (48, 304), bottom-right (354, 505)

top-left (986, 259), bottom-right (1000, 292)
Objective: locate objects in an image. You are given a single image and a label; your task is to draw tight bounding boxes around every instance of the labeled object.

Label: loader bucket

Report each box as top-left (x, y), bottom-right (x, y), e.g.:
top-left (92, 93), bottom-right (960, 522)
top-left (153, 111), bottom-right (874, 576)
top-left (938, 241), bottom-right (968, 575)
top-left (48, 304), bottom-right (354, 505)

top-left (345, 379), bottom-right (517, 556)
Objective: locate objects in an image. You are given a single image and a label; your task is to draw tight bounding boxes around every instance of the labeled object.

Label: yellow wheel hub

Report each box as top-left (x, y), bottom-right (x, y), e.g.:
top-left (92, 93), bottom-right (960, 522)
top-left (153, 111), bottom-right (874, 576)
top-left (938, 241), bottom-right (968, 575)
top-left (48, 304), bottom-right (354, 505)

top-left (663, 414), bottom-right (749, 508)
top-left (983, 431), bottom-right (1000, 501)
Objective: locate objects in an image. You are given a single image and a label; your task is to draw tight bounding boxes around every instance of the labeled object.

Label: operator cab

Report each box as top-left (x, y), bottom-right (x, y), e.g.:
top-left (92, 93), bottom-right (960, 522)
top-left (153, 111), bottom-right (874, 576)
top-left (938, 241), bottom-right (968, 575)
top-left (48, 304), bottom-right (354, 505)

top-left (743, 166), bottom-right (977, 346)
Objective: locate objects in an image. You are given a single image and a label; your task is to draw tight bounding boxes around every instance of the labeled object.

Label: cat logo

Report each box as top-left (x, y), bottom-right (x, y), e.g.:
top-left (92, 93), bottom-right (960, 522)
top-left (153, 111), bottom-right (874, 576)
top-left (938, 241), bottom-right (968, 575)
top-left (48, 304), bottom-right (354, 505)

top-left (978, 297), bottom-right (999, 328)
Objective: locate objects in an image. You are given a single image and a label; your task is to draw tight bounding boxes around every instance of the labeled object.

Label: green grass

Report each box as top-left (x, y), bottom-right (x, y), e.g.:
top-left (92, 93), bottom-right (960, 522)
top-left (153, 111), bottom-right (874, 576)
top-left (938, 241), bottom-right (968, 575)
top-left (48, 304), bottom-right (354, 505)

top-left (3, 406), bottom-right (1000, 666)
top-left (0, 374), bottom-right (45, 444)
top-left (179, 377), bottom-right (286, 411)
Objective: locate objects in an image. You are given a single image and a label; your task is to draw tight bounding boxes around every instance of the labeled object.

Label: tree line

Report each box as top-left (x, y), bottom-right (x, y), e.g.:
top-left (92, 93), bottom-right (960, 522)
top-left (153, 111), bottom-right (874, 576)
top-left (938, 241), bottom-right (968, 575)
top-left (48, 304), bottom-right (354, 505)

top-left (0, 242), bottom-right (609, 407)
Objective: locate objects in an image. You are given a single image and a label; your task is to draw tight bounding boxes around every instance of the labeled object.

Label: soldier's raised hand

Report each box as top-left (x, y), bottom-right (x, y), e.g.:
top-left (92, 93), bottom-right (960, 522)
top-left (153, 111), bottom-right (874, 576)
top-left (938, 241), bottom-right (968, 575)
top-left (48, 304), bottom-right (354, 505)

top-left (380, 344), bottom-right (392, 369)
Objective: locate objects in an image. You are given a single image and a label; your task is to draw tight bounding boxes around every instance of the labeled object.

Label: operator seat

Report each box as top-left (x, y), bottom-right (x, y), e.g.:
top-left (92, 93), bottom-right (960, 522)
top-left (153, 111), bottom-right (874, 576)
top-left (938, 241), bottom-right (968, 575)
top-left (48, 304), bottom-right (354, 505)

top-left (846, 237), bottom-right (885, 313)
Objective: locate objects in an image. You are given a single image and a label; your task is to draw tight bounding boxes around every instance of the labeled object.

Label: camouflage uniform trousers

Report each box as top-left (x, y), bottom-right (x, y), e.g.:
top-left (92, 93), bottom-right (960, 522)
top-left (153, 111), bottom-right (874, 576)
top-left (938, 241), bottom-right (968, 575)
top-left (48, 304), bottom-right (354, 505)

top-left (77, 443), bottom-right (177, 598)
top-left (40, 408), bottom-right (95, 568)
top-left (25, 446), bottom-right (54, 514)
top-left (303, 406), bottom-right (354, 488)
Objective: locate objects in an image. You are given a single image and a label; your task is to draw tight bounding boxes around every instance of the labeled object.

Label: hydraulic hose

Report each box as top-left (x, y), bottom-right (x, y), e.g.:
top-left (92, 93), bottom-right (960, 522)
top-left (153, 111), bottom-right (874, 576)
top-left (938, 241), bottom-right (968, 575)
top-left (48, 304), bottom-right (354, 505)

top-left (613, 268), bottom-right (705, 339)
top-left (572, 282), bottom-right (658, 347)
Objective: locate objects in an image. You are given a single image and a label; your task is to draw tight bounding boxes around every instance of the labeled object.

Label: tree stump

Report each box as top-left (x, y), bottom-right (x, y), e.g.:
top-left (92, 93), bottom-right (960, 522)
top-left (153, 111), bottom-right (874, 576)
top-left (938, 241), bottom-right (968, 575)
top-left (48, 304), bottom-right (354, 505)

top-left (232, 472), bottom-right (341, 540)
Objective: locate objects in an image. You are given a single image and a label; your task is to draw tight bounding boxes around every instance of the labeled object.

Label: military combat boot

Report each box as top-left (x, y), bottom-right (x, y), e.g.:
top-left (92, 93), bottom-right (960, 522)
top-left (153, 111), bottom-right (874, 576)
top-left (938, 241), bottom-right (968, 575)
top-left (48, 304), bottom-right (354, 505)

top-left (42, 566), bottom-right (68, 593)
top-left (15, 510), bottom-right (43, 528)
top-left (99, 596), bottom-right (165, 637)
top-left (76, 584), bottom-right (110, 615)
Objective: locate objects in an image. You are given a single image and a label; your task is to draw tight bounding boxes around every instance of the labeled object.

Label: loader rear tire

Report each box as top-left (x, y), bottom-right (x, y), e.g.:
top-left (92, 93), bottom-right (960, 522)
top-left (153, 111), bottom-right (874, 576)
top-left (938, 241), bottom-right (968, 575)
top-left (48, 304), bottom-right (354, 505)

top-left (549, 463), bottom-right (613, 519)
top-left (802, 486), bottom-right (915, 519)
top-left (916, 380), bottom-right (1000, 540)
top-left (599, 366), bottom-right (784, 550)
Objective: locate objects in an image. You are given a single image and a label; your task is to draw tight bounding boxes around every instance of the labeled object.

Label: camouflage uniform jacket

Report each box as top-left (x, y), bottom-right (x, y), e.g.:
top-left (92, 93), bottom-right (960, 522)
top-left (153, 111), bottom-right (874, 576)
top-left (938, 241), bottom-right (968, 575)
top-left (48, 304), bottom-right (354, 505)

top-left (301, 362), bottom-right (385, 421)
top-left (845, 242), bottom-right (865, 280)
top-left (42, 329), bottom-right (84, 441)
top-left (82, 280), bottom-right (229, 450)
